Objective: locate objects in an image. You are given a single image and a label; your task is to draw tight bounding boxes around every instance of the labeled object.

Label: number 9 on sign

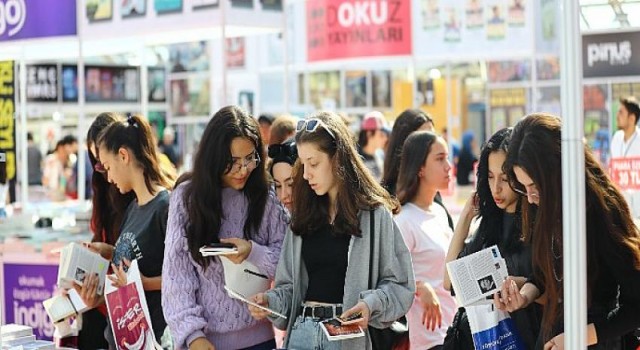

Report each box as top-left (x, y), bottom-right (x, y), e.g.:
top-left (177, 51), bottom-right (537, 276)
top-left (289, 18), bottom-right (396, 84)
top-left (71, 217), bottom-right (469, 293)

top-left (0, 0), bottom-right (26, 37)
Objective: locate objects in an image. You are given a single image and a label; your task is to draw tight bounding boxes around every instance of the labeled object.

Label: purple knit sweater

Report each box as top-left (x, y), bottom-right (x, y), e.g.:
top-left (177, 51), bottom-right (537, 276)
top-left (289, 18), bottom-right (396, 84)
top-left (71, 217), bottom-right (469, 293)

top-left (162, 183), bottom-right (288, 350)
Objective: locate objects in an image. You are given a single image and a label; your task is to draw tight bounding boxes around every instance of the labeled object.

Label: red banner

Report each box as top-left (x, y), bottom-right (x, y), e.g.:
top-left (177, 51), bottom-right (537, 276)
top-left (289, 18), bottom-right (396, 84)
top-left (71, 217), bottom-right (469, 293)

top-left (609, 157), bottom-right (640, 190)
top-left (307, 0), bottom-right (412, 62)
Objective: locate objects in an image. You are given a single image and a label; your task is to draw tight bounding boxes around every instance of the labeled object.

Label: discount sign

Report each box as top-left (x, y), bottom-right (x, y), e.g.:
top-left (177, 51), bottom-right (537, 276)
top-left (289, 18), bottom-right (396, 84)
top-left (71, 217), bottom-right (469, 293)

top-left (609, 157), bottom-right (640, 190)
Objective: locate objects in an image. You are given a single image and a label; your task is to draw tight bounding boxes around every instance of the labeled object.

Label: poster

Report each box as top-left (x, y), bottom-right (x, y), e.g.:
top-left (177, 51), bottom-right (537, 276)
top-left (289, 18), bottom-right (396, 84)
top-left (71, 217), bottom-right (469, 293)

top-left (26, 64), bottom-right (58, 102)
top-left (345, 71), bottom-right (367, 108)
top-left (0, 0), bottom-right (76, 42)
top-left (609, 157), bottom-right (640, 190)
top-left (191, 0), bottom-right (218, 10)
top-left (306, 0), bottom-right (412, 61)
top-left (168, 41), bottom-right (209, 72)
top-left (308, 71), bottom-right (340, 109)
top-left (61, 65), bottom-right (78, 102)
top-left (148, 68), bottom-right (166, 103)
top-left (486, 1), bottom-right (506, 40)
top-left (154, 0), bottom-right (182, 13)
top-left (0, 61), bottom-right (16, 182)
top-left (261, 0), bottom-right (282, 11)
top-left (465, 0), bottom-right (483, 29)
top-left (238, 91), bottom-right (254, 115)
top-left (2, 262), bottom-right (59, 340)
top-left (85, 66), bottom-right (140, 103)
top-left (87, 0), bottom-right (113, 21)
top-left (443, 6), bottom-right (462, 42)
top-left (170, 76), bottom-right (209, 117)
top-left (371, 70), bottom-right (391, 108)
top-left (226, 37), bottom-right (246, 69)
top-left (230, 0), bottom-right (253, 8)
top-left (122, 0), bottom-right (147, 18)
top-left (536, 57), bottom-right (560, 80)
top-left (421, 0), bottom-right (441, 29)
top-left (487, 60), bottom-right (530, 83)
top-left (507, 0), bottom-right (525, 27)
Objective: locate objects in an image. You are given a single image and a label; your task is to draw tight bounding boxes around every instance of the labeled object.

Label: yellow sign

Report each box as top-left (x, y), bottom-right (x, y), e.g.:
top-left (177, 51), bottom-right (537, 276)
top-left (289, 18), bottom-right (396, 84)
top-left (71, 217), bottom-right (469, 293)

top-left (489, 88), bottom-right (526, 107)
top-left (0, 61), bottom-right (15, 180)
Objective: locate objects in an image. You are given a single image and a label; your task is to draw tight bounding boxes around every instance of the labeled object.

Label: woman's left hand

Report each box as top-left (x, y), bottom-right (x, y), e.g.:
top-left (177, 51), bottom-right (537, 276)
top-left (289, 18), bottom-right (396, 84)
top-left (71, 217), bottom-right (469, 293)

top-left (107, 258), bottom-right (130, 288)
top-left (339, 301), bottom-right (370, 329)
top-left (220, 238), bottom-right (252, 264)
top-left (544, 333), bottom-right (564, 350)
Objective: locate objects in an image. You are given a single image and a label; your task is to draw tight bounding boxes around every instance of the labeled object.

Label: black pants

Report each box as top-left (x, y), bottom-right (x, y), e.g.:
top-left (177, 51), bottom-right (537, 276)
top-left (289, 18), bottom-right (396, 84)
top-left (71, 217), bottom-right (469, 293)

top-left (78, 309), bottom-right (109, 349)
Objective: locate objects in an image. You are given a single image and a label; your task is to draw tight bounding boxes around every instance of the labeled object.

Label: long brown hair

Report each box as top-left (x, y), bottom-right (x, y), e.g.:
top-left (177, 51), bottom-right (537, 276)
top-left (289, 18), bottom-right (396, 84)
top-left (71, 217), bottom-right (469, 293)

top-left (504, 113), bottom-right (640, 339)
top-left (176, 106), bottom-right (269, 267)
top-left (97, 114), bottom-right (175, 194)
top-left (87, 112), bottom-right (135, 245)
top-left (290, 111), bottom-right (399, 236)
top-left (396, 131), bottom-right (439, 205)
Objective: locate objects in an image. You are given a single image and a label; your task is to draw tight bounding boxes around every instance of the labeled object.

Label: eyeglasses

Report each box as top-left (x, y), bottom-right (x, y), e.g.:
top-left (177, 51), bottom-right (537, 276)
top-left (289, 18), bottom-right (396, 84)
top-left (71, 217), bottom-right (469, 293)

top-left (510, 181), bottom-right (539, 199)
top-left (268, 142), bottom-right (297, 159)
top-left (94, 162), bottom-right (107, 174)
top-left (296, 118), bottom-right (336, 139)
top-left (227, 152), bottom-right (261, 174)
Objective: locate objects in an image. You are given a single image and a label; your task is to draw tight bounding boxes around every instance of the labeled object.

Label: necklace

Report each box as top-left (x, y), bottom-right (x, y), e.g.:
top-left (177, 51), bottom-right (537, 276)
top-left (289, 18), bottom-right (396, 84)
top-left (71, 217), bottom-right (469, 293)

top-left (551, 236), bottom-right (563, 282)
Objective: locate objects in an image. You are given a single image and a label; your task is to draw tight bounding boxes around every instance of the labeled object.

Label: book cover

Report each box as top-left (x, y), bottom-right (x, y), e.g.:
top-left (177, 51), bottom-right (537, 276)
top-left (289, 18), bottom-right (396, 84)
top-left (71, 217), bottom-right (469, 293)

top-left (320, 319), bottom-right (365, 341)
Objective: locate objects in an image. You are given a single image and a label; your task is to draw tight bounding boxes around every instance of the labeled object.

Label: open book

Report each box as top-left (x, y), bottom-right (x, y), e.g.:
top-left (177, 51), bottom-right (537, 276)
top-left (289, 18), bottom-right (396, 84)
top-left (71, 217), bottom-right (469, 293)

top-left (223, 286), bottom-right (287, 319)
top-left (319, 319), bottom-right (365, 341)
top-left (42, 289), bottom-right (89, 323)
top-left (446, 245), bottom-right (509, 306)
top-left (199, 243), bottom-right (238, 256)
top-left (57, 243), bottom-right (109, 295)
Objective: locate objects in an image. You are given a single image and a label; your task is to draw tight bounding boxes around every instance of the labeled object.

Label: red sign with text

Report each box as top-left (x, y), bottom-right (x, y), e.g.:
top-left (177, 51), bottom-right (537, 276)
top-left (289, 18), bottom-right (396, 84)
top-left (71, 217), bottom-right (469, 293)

top-left (609, 157), bottom-right (640, 190)
top-left (306, 0), bottom-right (412, 62)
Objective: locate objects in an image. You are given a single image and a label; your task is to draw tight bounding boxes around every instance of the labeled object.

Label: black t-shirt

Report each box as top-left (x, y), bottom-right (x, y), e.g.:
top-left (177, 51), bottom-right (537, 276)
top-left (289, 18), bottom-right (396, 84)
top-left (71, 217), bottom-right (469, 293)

top-left (302, 225), bottom-right (351, 304)
top-left (112, 190), bottom-right (169, 341)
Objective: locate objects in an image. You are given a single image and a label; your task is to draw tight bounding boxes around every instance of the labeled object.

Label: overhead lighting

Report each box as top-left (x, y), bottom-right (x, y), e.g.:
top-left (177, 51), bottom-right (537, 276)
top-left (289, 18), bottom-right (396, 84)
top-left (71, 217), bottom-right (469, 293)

top-left (429, 68), bottom-right (442, 80)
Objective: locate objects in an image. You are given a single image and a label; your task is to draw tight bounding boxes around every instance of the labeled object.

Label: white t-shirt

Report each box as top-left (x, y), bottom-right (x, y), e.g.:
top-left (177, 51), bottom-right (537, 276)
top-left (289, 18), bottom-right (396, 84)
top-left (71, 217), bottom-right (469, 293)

top-left (395, 202), bottom-right (458, 350)
top-left (610, 127), bottom-right (640, 158)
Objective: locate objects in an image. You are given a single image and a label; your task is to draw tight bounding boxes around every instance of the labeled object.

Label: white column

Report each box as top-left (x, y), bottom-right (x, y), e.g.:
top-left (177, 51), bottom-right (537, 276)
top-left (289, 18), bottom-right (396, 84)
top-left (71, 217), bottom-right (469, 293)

top-left (76, 0), bottom-right (86, 203)
top-left (283, 0), bottom-right (289, 114)
top-left (19, 51), bottom-right (27, 205)
top-left (560, 0), bottom-right (586, 349)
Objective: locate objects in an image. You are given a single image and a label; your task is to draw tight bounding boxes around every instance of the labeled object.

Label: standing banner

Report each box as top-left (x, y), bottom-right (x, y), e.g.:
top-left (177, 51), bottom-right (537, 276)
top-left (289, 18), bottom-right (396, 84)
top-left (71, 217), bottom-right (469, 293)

top-left (0, 61), bottom-right (15, 183)
top-left (2, 261), bottom-right (59, 340)
top-left (609, 157), bottom-right (640, 191)
top-left (306, 0), bottom-right (412, 61)
top-left (0, 0), bottom-right (77, 42)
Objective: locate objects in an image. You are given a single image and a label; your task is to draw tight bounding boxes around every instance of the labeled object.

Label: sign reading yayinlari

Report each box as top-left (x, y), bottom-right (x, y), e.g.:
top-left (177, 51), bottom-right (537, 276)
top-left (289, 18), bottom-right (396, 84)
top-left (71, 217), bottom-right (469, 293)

top-left (583, 31), bottom-right (640, 78)
top-left (306, 0), bottom-right (412, 62)
top-left (0, 0), bottom-right (77, 42)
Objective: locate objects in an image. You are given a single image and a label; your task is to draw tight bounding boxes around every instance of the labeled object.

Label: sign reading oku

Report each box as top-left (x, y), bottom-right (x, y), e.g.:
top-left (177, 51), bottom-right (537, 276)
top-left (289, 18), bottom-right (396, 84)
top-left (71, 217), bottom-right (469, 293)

top-left (0, 0), bottom-right (76, 42)
top-left (307, 0), bottom-right (411, 62)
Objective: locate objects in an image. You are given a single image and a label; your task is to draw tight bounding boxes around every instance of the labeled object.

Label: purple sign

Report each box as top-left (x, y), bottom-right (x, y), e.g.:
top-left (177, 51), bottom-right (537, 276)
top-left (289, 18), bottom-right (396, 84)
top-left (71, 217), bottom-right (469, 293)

top-left (0, 0), bottom-right (77, 42)
top-left (3, 263), bottom-right (59, 340)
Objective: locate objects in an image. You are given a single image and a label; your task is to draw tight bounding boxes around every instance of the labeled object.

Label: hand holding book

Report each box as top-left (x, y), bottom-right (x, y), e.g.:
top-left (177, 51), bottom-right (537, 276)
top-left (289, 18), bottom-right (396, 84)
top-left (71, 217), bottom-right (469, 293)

top-left (219, 238), bottom-right (251, 264)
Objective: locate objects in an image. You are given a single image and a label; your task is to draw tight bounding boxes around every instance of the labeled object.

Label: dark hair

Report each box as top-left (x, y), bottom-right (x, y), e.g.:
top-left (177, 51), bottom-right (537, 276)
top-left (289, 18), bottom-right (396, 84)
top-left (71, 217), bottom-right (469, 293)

top-left (396, 131), bottom-right (439, 205)
top-left (291, 111), bottom-right (399, 236)
top-left (87, 112), bottom-right (135, 245)
top-left (61, 135), bottom-right (78, 146)
top-left (269, 115), bottom-right (296, 146)
top-left (268, 139), bottom-right (297, 176)
top-left (465, 128), bottom-right (523, 255)
top-left (177, 106), bottom-right (269, 267)
top-left (258, 114), bottom-right (275, 125)
top-left (0, 155), bottom-right (6, 185)
top-left (97, 114), bottom-right (174, 195)
top-left (620, 96), bottom-right (640, 125)
top-left (505, 113), bottom-right (640, 340)
top-left (382, 109), bottom-right (432, 195)
top-left (27, 132), bottom-right (33, 142)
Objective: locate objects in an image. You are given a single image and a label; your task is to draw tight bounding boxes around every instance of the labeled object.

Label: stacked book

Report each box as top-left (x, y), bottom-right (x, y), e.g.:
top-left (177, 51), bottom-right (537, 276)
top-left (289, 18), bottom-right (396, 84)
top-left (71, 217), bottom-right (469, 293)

top-left (0, 324), bottom-right (55, 350)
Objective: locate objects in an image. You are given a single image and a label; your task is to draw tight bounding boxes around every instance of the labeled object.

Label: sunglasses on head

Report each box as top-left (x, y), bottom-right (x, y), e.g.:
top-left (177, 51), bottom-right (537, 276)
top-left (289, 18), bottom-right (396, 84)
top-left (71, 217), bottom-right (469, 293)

top-left (94, 162), bottom-right (106, 174)
top-left (296, 118), bottom-right (336, 139)
top-left (268, 142), bottom-right (297, 159)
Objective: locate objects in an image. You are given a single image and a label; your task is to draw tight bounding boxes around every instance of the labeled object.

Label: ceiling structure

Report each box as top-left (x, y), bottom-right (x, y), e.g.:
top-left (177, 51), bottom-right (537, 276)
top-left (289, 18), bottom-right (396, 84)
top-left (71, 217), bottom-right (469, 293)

top-left (580, 0), bottom-right (640, 30)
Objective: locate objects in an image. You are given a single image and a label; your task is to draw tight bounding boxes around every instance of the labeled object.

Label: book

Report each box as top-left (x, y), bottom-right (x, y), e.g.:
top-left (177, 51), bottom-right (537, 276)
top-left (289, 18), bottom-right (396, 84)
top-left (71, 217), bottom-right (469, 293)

top-left (1, 335), bottom-right (36, 347)
top-left (446, 245), bottom-right (509, 307)
top-left (42, 289), bottom-right (89, 323)
top-left (56, 243), bottom-right (109, 295)
top-left (319, 319), bottom-right (365, 341)
top-left (223, 285), bottom-right (287, 319)
top-left (199, 243), bottom-right (239, 256)
top-left (8, 340), bottom-right (56, 350)
top-left (219, 258), bottom-right (271, 298)
top-left (0, 324), bottom-right (33, 340)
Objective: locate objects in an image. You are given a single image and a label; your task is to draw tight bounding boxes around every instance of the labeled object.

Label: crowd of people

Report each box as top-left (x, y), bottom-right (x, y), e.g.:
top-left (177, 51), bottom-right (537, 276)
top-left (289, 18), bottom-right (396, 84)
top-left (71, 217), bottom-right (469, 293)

top-left (45, 105), bottom-right (640, 350)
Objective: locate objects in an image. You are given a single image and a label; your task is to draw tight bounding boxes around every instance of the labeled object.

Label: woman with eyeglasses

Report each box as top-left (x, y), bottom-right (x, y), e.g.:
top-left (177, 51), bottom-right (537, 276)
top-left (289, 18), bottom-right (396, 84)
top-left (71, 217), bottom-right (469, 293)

top-left (498, 113), bottom-right (640, 350)
top-left (162, 106), bottom-right (287, 350)
top-left (248, 111), bottom-right (414, 349)
top-left (268, 139), bottom-right (297, 212)
top-left (442, 128), bottom-right (541, 349)
top-left (393, 131), bottom-right (457, 350)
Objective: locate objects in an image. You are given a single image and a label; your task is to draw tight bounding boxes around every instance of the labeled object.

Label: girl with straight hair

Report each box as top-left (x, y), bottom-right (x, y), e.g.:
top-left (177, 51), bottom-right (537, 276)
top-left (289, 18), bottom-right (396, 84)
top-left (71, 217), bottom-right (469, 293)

top-left (162, 106), bottom-right (287, 350)
top-left (249, 111), bottom-right (415, 350)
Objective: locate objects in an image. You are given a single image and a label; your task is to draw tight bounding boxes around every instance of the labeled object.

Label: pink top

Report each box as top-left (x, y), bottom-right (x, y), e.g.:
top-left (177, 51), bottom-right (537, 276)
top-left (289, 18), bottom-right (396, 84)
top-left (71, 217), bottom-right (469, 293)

top-left (395, 203), bottom-right (458, 350)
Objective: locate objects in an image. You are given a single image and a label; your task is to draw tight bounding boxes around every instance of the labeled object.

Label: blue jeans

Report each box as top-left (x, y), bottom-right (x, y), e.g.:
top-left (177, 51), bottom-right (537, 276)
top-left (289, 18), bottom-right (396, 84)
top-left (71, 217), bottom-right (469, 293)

top-left (241, 338), bottom-right (277, 350)
top-left (288, 316), bottom-right (343, 350)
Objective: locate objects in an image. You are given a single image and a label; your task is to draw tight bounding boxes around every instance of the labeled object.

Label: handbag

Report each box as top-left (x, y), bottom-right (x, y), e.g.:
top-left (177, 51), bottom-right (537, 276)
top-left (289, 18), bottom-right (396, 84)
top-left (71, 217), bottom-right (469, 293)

top-left (442, 307), bottom-right (474, 350)
top-left (367, 210), bottom-right (410, 350)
